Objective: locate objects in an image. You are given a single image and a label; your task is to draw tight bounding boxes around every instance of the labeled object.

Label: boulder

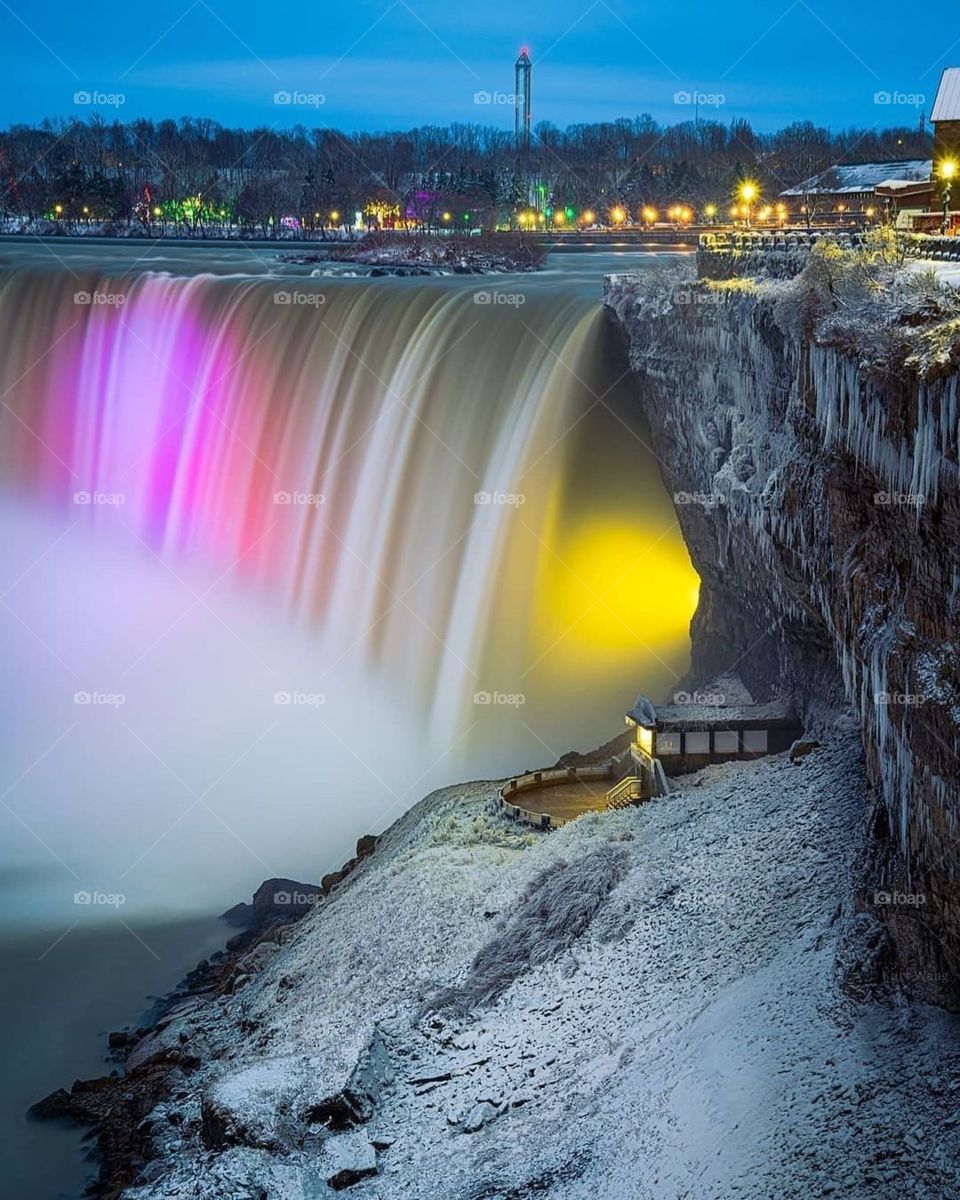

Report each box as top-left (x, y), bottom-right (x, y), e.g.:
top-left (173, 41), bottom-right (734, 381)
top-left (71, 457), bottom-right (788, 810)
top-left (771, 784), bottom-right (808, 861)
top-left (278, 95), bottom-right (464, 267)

top-left (321, 1131), bottom-right (378, 1189)
top-left (789, 738), bottom-right (820, 763)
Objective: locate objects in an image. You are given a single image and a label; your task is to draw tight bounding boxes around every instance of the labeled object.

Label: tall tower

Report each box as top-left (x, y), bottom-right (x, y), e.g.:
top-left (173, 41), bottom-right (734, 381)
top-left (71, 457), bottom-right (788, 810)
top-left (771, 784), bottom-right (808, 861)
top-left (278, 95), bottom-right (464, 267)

top-left (515, 47), bottom-right (532, 152)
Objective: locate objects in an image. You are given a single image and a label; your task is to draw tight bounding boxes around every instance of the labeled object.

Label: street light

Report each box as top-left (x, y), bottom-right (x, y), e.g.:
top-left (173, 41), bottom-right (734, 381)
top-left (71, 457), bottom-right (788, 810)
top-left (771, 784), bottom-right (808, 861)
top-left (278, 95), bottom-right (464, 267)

top-left (610, 205), bottom-right (626, 225)
top-left (738, 181), bottom-right (758, 227)
top-left (939, 158), bottom-right (957, 234)
top-left (704, 203), bottom-right (717, 223)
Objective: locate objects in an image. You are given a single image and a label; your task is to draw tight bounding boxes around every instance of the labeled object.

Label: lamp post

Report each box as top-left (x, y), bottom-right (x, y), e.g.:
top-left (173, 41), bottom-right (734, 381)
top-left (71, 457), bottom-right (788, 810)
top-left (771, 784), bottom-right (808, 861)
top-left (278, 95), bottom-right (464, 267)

top-left (940, 158), bottom-right (957, 235)
top-left (738, 181), bottom-right (758, 228)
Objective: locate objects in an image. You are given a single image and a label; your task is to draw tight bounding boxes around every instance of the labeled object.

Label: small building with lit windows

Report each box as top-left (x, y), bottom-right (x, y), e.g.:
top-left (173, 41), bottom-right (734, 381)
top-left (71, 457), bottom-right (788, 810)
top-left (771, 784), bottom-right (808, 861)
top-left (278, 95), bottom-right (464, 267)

top-left (625, 691), bottom-right (802, 778)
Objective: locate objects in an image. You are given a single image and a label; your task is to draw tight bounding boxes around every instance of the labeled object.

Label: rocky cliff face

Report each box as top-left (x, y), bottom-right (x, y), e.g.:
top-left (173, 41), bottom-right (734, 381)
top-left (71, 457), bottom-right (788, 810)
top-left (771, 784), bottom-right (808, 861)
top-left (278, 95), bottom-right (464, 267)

top-left (604, 259), bottom-right (960, 1008)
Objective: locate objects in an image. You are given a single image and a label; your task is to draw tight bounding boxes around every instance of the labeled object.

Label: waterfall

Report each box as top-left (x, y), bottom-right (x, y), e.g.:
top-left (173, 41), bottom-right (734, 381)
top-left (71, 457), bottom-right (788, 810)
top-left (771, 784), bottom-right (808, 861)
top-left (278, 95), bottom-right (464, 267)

top-left (0, 264), bottom-right (697, 765)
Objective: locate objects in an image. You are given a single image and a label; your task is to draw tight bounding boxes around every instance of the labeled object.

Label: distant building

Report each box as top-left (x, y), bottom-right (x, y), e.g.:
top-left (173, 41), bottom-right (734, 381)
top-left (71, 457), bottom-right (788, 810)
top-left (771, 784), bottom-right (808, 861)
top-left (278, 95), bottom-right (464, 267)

top-left (932, 67), bottom-right (960, 163)
top-left (515, 48), bottom-right (532, 152)
top-left (780, 160), bottom-right (932, 218)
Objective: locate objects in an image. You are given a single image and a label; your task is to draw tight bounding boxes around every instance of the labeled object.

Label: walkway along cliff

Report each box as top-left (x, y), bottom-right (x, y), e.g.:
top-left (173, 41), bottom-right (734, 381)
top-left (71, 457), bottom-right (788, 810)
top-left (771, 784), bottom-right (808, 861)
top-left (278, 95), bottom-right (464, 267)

top-left (604, 239), bottom-right (960, 1008)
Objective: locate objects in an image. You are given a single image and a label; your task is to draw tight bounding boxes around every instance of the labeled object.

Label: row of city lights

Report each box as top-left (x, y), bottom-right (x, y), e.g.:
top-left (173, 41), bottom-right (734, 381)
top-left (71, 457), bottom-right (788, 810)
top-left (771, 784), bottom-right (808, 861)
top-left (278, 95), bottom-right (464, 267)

top-left (45, 163), bottom-right (960, 229)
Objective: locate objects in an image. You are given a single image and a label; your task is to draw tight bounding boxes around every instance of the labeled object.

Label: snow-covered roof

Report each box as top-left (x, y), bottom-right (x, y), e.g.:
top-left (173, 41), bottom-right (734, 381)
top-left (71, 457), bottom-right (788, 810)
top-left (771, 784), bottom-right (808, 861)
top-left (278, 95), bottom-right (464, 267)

top-left (931, 67), bottom-right (960, 123)
top-left (780, 160), bottom-right (932, 197)
top-left (655, 699), bottom-right (798, 728)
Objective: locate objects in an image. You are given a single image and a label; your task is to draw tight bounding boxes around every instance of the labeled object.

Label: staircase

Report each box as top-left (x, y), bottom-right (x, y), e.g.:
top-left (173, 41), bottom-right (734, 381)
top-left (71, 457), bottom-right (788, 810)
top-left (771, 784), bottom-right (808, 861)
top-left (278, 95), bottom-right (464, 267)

top-left (605, 775), bottom-right (646, 809)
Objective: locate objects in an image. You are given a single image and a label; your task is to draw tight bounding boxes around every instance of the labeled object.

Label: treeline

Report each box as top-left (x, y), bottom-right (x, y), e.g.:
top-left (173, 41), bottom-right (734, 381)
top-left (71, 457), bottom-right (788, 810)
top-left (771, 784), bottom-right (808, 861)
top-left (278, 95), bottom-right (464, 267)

top-left (0, 114), bottom-right (933, 231)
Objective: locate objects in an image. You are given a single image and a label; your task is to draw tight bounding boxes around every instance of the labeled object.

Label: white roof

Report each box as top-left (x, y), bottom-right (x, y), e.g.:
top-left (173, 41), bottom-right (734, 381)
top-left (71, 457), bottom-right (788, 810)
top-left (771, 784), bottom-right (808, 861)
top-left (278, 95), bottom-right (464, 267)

top-left (932, 67), bottom-right (960, 123)
top-left (780, 159), bottom-right (931, 196)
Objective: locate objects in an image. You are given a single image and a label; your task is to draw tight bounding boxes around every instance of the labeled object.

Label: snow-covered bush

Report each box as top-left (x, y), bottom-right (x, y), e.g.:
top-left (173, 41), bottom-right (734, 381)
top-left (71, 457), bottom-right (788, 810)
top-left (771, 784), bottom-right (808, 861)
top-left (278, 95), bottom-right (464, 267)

top-left (425, 843), bottom-right (628, 1014)
top-left (771, 236), bottom-right (960, 381)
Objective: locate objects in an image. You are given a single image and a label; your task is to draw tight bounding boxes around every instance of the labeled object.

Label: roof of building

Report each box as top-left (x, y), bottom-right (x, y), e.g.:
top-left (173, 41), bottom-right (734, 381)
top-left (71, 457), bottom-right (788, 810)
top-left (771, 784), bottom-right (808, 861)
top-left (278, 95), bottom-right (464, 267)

top-left (780, 160), bottom-right (932, 197)
top-left (932, 67), bottom-right (960, 123)
top-left (626, 676), bottom-right (797, 730)
top-left (654, 699), bottom-right (798, 729)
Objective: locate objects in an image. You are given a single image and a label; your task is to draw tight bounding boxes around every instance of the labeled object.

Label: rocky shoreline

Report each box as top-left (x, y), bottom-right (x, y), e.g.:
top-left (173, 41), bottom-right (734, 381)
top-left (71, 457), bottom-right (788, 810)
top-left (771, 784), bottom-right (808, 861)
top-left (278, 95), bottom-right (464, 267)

top-left (29, 835), bottom-right (379, 1199)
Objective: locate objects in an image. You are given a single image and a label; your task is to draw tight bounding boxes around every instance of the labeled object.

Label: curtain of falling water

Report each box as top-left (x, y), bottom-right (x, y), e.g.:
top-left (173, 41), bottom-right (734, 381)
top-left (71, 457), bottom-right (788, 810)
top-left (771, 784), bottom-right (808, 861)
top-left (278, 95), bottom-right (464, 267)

top-left (0, 267), bottom-right (698, 760)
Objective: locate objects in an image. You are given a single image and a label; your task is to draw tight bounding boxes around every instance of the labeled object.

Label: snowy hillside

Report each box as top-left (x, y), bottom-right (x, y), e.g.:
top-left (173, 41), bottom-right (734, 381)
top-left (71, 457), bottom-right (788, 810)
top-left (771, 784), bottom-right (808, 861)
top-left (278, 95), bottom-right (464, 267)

top-left (74, 722), bottom-right (959, 1199)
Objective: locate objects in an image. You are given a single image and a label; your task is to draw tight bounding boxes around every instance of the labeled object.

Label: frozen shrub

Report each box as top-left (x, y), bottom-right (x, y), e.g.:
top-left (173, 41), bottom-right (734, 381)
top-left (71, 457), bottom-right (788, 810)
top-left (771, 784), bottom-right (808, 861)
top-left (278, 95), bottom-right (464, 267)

top-left (425, 844), bottom-right (628, 1015)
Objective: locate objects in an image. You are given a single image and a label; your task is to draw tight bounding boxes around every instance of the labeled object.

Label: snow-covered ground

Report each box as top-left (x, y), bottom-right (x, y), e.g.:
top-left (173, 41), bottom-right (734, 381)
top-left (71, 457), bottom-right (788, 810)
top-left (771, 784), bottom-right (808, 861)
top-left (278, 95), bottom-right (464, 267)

top-left (908, 258), bottom-right (960, 288)
top-left (112, 713), bottom-right (960, 1200)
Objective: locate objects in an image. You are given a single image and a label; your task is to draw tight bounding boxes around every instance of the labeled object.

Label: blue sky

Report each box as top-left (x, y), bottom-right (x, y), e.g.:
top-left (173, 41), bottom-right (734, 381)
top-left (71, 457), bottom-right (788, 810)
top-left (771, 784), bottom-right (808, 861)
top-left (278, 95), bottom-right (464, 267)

top-left (0, 0), bottom-right (953, 133)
